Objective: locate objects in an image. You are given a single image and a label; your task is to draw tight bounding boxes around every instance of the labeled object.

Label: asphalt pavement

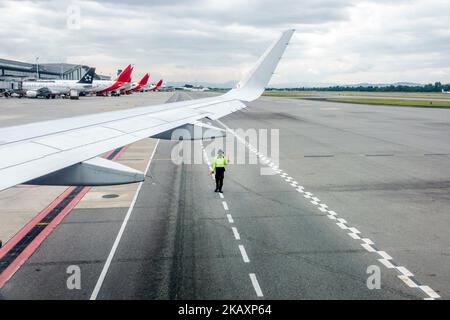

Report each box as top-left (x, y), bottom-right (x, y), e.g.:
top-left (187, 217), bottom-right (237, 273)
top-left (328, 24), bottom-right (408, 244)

top-left (1, 92), bottom-right (449, 299)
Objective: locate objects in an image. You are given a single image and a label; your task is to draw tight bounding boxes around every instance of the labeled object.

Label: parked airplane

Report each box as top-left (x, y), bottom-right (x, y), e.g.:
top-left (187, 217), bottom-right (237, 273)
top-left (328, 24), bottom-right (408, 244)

top-left (90, 65), bottom-right (133, 95)
top-left (0, 29), bottom-right (295, 192)
top-left (178, 84), bottom-right (209, 92)
top-left (442, 89), bottom-right (450, 94)
top-left (147, 79), bottom-right (163, 91)
top-left (130, 73), bottom-right (150, 92)
top-left (118, 66), bottom-right (134, 94)
top-left (22, 68), bottom-right (96, 98)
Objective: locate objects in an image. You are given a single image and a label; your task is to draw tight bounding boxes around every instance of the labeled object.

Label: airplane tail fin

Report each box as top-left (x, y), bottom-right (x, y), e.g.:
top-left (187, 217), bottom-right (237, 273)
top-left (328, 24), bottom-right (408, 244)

top-left (139, 73), bottom-right (150, 86)
top-left (154, 79), bottom-right (163, 89)
top-left (126, 66), bottom-right (134, 83)
top-left (78, 67), bottom-right (96, 84)
top-left (225, 29), bottom-right (295, 102)
top-left (116, 65), bottom-right (132, 82)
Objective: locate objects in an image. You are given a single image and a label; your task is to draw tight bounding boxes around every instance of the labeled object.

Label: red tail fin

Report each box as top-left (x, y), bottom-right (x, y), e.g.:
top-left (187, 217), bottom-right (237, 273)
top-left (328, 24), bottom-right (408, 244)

top-left (116, 64), bottom-right (132, 82)
top-left (153, 79), bottom-right (163, 90)
top-left (139, 73), bottom-right (150, 86)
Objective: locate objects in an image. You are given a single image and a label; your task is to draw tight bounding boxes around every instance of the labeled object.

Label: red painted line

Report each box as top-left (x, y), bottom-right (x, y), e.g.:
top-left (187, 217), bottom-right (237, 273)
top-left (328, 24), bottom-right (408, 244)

top-left (0, 186), bottom-right (77, 260)
top-left (0, 145), bottom-right (129, 288)
top-left (112, 145), bottom-right (129, 159)
top-left (0, 186), bottom-right (90, 288)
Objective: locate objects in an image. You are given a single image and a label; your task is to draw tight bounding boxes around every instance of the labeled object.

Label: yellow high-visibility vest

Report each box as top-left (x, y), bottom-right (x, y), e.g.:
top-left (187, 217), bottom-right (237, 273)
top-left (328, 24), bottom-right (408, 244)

top-left (212, 156), bottom-right (228, 172)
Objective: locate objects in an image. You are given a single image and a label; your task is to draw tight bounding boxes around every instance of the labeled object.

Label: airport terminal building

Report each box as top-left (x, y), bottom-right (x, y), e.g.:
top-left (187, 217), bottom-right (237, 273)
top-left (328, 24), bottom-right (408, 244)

top-left (0, 58), bottom-right (110, 90)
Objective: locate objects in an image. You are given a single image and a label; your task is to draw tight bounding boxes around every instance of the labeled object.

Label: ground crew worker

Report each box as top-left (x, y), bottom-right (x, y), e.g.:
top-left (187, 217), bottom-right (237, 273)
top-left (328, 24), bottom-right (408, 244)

top-left (211, 149), bottom-right (229, 193)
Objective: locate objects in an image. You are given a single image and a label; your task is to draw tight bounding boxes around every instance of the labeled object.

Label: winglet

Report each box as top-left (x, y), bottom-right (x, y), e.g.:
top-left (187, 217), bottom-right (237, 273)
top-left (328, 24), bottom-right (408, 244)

top-left (225, 29), bottom-right (295, 102)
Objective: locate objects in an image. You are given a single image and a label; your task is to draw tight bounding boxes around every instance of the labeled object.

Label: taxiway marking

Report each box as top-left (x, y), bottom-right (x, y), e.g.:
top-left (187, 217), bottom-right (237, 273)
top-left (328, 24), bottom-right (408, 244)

top-left (90, 140), bottom-right (160, 300)
top-left (217, 118), bottom-right (440, 300)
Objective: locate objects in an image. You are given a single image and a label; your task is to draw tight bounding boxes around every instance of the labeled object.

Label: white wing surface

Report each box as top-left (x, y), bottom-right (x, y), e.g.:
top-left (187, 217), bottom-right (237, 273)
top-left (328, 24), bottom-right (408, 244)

top-left (0, 29), bottom-right (294, 191)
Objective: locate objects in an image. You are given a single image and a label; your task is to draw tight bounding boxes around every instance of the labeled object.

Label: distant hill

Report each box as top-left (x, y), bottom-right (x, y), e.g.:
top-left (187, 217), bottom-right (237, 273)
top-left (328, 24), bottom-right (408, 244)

top-left (345, 82), bottom-right (423, 88)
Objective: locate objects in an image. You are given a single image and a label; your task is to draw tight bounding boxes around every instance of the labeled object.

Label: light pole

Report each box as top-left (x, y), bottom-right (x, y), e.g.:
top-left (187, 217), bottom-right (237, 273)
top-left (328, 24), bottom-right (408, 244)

top-left (36, 56), bottom-right (40, 79)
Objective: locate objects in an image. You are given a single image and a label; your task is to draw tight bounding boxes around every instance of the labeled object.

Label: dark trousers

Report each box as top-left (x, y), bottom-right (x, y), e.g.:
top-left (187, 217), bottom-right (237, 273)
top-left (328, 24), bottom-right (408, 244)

top-left (215, 175), bottom-right (224, 191)
top-left (215, 168), bottom-right (225, 191)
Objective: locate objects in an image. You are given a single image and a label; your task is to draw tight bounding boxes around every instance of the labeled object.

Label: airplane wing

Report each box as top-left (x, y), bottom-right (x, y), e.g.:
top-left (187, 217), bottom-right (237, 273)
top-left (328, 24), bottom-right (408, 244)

top-left (0, 29), bottom-right (294, 192)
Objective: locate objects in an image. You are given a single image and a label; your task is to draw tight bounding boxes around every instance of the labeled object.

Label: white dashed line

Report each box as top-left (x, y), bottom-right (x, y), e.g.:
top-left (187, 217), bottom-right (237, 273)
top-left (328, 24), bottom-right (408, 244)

top-left (419, 286), bottom-right (440, 299)
top-left (239, 245), bottom-right (250, 263)
top-left (379, 258), bottom-right (395, 269)
top-left (200, 139), bottom-right (265, 298)
top-left (361, 243), bottom-right (376, 252)
top-left (348, 227), bottom-right (360, 234)
top-left (348, 232), bottom-right (361, 240)
top-left (232, 227), bottom-right (241, 240)
top-left (215, 120), bottom-right (441, 300)
top-left (377, 251), bottom-right (392, 260)
top-left (249, 273), bottom-right (264, 297)
top-left (396, 266), bottom-right (414, 277)
top-left (399, 275), bottom-right (418, 288)
top-left (361, 238), bottom-right (374, 245)
top-left (222, 201), bottom-right (229, 211)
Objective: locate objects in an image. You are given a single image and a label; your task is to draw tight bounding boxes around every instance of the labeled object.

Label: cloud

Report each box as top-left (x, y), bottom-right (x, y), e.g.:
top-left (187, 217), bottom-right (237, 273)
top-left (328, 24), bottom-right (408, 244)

top-left (0, 0), bottom-right (449, 85)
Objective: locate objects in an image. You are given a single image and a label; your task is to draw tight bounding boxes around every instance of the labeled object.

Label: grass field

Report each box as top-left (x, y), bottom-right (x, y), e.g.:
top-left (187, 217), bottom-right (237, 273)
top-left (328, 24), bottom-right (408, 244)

top-left (326, 98), bottom-right (450, 108)
top-left (263, 90), bottom-right (450, 98)
top-left (262, 90), bottom-right (450, 107)
top-left (263, 91), bottom-right (319, 97)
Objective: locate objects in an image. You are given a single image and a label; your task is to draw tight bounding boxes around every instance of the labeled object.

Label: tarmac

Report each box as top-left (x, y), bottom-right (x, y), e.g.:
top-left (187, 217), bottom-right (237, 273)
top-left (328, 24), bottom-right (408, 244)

top-left (0, 91), bottom-right (448, 299)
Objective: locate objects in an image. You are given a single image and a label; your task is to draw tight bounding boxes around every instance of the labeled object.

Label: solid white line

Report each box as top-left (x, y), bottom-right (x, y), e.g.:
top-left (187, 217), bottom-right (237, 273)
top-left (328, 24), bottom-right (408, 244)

top-left (90, 139), bottom-right (160, 300)
top-left (249, 273), bottom-right (264, 297)
top-left (227, 214), bottom-right (234, 223)
top-left (232, 227), bottom-right (240, 240)
top-left (222, 201), bottom-right (229, 211)
top-left (239, 245), bottom-right (250, 263)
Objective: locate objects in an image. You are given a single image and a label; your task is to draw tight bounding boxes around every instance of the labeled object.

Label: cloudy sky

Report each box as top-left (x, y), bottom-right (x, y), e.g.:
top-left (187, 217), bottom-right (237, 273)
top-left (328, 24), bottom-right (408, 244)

top-left (1, 0), bottom-right (449, 86)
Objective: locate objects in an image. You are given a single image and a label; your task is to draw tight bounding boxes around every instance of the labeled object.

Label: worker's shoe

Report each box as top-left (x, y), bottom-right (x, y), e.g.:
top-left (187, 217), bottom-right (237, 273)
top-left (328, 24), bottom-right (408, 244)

top-left (219, 190), bottom-right (223, 193)
top-left (214, 189), bottom-right (219, 192)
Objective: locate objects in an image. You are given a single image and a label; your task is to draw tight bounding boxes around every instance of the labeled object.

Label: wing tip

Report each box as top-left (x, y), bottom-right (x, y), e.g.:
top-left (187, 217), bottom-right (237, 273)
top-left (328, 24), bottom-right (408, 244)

top-left (225, 28), bottom-right (295, 102)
